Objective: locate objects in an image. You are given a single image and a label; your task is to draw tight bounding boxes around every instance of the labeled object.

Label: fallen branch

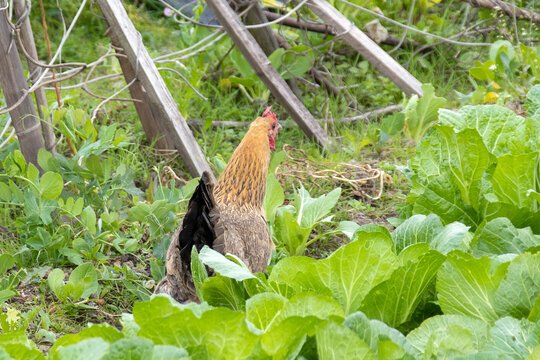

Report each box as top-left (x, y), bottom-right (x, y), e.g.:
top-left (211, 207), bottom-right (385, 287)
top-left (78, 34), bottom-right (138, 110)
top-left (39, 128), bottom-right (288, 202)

top-left (462, 0), bottom-right (540, 25)
top-left (188, 104), bottom-right (403, 128)
top-left (264, 10), bottom-right (334, 34)
top-left (341, 104), bottom-right (403, 123)
top-left (266, 11), bottom-right (423, 50)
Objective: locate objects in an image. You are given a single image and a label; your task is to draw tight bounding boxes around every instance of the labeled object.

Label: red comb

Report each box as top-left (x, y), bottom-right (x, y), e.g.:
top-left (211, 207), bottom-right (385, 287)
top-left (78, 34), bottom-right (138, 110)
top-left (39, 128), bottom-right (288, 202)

top-left (262, 106), bottom-right (277, 121)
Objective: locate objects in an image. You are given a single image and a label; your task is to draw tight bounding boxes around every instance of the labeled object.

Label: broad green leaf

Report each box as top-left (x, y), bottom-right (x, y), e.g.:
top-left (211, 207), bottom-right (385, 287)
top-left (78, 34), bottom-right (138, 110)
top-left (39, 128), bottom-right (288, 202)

top-left (39, 172), bottom-right (63, 200)
top-left (391, 214), bottom-right (443, 253)
top-left (361, 246), bottom-right (445, 327)
top-left (281, 46), bottom-right (314, 79)
top-left (484, 317), bottom-right (539, 359)
top-left (0, 254), bottom-right (15, 275)
top-left (529, 296), bottom-right (540, 322)
top-left (525, 84), bottom-right (540, 115)
top-left (103, 338), bottom-right (153, 360)
top-left (294, 186), bottom-right (341, 229)
top-left (268, 48), bottom-right (285, 72)
top-left (268, 256), bottom-right (326, 299)
top-left (0, 344), bottom-right (45, 360)
top-left (414, 176), bottom-right (480, 228)
top-left (52, 324), bottom-right (123, 351)
top-left (135, 296), bottom-right (258, 360)
top-left (344, 311), bottom-right (415, 357)
top-left (380, 112), bottom-right (405, 137)
top-left (0, 331), bottom-right (36, 350)
top-left (68, 263), bottom-right (100, 300)
top-left (494, 253), bottom-right (540, 318)
top-left (437, 251), bottom-right (503, 322)
top-left (319, 233), bottom-right (397, 315)
top-left (527, 346), bottom-right (540, 360)
top-left (403, 83), bottom-right (447, 142)
top-left (261, 316), bottom-right (317, 358)
top-left (469, 60), bottom-right (496, 81)
top-left (151, 345), bottom-right (190, 360)
top-left (191, 246), bottom-right (208, 302)
top-left (0, 290), bottom-right (15, 303)
top-left (50, 338), bottom-right (109, 360)
top-left (406, 315), bottom-right (490, 358)
top-left (246, 292), bottom-right (287, 332)
top-left (26, 164), bottom-right (40, 191)
top-left (491, 152), bottom-right (538, 209)
top-left (438, 108), bottom-right (466, 129)
top-left (263, 174), bottom-right (284, 224)
top-left (431, 221), bottom-right (472, 255)
top-left (273, 209), bottom-right (312, 256)
top-left (202, 276), bottom-right (247, 311)
top-left (0, 182), bottom-right (10, 202)
top-left (482, 200), bottom-right (540, 233)
top-left (227, 76), bottom-right (255, 87)
top-left (270, 233), bottom-right (396, 315)
top-left (230, 48), bottom-right (254, 79)
top-left (85, 154), bottom-right (103, 179)
top-left (81, 206), bottom-right (97, 235)
top-left (198, 246), bottom-right (256, 281)
top-left (9, 180), bottom-right (23, 203)
top-left (451, 105), bottom-right (525, 156)
top-left (438, 126), bottom-right (495, 209)
top-left (472, 218), bottom-right (539, 256)
top-left (409, 130), bottom-right (445, 181)
top-left (275, 292), bottom-right (344, 323)
top-left (48, 269), bottom-right (66, 301)
top-left (335, 221), bottom-right (361, 240)
top-left (316, 321), bottom-right (375, 360)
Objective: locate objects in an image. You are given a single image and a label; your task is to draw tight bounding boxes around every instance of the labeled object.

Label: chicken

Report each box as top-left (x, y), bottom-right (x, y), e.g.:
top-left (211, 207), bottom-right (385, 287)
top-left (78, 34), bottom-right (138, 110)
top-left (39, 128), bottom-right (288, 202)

top-left (155, 107), bottom-right (279, 302)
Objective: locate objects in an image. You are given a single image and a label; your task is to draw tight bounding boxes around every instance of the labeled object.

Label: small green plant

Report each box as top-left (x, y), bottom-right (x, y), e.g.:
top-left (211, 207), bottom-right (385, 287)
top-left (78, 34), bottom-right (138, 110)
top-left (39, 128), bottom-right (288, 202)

top-left (264, 176), bottom-right (344, 256)
top-left (468, 41), bottom-right (540, 102)
top-left (47, 263), bottom-right (100, 303)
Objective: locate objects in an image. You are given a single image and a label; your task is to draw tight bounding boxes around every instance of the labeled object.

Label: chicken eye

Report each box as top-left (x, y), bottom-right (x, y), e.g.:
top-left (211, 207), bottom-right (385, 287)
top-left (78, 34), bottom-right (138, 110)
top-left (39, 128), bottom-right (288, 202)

top-left (272, 123), bottom-right (276, 130)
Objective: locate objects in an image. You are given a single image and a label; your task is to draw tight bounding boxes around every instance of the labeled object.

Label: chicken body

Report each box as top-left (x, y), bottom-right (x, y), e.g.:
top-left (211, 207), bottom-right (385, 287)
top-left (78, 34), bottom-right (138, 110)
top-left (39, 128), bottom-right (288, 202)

top-left (155, 109), bottom-right (278, 303)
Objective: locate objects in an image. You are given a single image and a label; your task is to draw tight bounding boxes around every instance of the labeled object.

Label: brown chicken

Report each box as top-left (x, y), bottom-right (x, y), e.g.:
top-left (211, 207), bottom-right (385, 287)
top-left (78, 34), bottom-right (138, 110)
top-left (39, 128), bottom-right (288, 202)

top-left (155, 107), bottom-right (279, 302)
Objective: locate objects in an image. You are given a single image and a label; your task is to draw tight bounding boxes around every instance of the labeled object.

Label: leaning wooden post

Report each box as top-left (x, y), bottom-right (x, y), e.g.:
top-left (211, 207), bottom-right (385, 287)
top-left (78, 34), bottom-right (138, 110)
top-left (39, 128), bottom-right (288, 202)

top-left (0, 7), bottom-right (44, 169)
top-left (242, 3), bottom-right (302, 99)
top-left (305, 0), bottom-right (423, 96)
top-left (97, 0), bottom-right (214, 180)
top-left (13, 0), bottom-right (56, 153)
top-left (107, 31), bottom-right (169, 150)
top-left (206, 0), bottom-right (329, 147)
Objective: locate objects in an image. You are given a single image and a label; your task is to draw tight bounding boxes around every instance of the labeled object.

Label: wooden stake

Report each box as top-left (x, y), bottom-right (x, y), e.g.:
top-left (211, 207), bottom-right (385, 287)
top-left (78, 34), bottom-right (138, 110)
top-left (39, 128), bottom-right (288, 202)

top-left (306, 0), bottom-right (423, 96)
top-left (97, 0), bottom-right (214, 180)
top-left (0, 8), bottom-right (44, 170)
top-left (13, 0), bottom-right (56, 153)
top-left (206, 0), bottom-right (329, 147)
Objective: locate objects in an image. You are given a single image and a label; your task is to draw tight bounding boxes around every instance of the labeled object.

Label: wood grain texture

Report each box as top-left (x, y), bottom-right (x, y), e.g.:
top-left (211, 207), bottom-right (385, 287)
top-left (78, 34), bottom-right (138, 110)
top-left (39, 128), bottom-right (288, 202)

top-left (0, 8), bottom-right (44, 170)
top-left (13, 0), bottom-right (56, 153)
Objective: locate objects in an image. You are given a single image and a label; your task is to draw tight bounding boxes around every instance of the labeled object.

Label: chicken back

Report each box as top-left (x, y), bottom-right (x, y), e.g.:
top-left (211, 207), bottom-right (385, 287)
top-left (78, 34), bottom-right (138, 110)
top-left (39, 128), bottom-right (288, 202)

top-left (155, 108), bottom-right (279, 303)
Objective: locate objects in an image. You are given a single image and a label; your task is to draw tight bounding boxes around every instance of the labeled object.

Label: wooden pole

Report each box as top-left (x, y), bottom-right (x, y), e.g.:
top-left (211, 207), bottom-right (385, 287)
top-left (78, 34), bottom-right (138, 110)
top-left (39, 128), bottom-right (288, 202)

top-left (206, 0), bottom-right (329, 147)
top-left (13, 0), bottom-right (56, 153)
top-left (305, 0), bottom-right (423, 96)
top-left (0, 8), bottom-right (44, 170)
top-left (97, 0), bottom-right (214, 180)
